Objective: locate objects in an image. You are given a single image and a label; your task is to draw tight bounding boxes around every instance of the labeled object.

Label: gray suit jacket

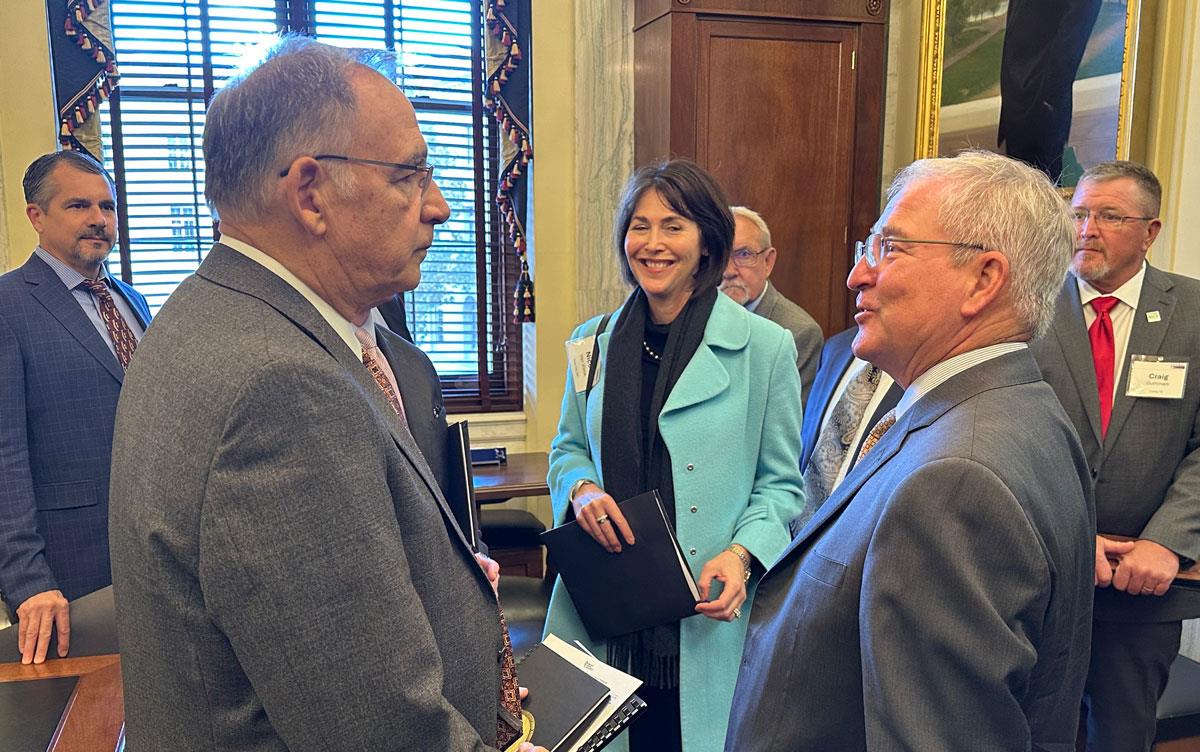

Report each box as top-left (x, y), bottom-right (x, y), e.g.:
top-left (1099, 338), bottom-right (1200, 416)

top-left (727, 350), bottom-right (1095, 752)
top-left (109, 245), bottom-right (504, 751)
top-left (755, 282), bottom-right (823, 396)
top-left (1031, 267), bottom-right (1200, 622)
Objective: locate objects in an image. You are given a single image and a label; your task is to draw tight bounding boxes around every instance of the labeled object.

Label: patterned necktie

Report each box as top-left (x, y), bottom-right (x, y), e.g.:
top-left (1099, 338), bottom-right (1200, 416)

top-left (1089, 296), bottom-right (1120, 438)
top-left (856, 408), bottom-right (897, 463)
top-left (80, 278), bottom-right (138, 369)
top-left (355, 328), bottom-right (407, 425)
top-left (804, 364), bottom-right (882, 509)
top-left (353, 326), bottom-right (524, 745)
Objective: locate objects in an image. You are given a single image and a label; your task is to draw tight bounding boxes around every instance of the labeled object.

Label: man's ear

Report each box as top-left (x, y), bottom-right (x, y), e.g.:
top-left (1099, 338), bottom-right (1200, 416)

top-left (281, 157), bottom-right (330, 237)
top-left (762, 246), bottom-right (777, 276)
top-left (26, 203), bottom-right (46, 233)
top-left (961, 250), bottom-right (1008, 318)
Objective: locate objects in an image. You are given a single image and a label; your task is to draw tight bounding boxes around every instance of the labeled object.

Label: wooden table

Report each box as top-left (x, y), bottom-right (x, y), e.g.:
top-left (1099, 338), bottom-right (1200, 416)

top-left (472, 451), bottom-right (549, 503)
top-left (0, 587), bottom-right (123, 751)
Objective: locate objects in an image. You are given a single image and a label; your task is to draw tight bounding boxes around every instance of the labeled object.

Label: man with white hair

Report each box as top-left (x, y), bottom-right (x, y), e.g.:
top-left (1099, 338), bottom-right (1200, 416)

top-left (720, 206), bottom-right (823, 392)
top-left (726, 150), bottom-right (1095, 750)
top-left (109, 37), bottom-right (544, 751)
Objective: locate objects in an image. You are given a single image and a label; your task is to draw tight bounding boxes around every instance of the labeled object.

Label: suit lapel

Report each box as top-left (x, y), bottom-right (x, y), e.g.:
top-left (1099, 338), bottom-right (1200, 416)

top-left (110, 276), bottom-right (152, 329)
top-left (197, 246), bottom-right (476, 555)
top-left (660, 295), bottom-right (746, 417)
top-left (24, 255), bottom-right (125, 384)
top-left (1052, 281), bottom-right (1104, 447)
top-left (1105, 266), bottom-right (1176, 451)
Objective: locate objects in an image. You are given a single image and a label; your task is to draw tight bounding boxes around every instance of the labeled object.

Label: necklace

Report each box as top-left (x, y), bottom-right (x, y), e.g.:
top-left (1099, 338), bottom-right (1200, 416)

top-left (642, 340), bottom-right (662, 361)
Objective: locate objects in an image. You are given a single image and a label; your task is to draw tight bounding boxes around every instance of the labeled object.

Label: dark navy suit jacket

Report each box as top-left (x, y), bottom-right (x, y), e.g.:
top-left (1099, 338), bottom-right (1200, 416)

top-left (0, 252), bottom-right (151, 609)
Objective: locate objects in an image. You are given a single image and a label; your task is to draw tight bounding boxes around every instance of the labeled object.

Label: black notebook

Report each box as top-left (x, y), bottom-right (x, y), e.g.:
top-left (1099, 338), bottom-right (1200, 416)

top-left (540, 490), bottom-right (701, 640)
top-left (520, 635), bottom-right (646, 752)
top-left (443, 421), bottom-right (479, 550)
top-left (517, 641), bottom-right (611, 751)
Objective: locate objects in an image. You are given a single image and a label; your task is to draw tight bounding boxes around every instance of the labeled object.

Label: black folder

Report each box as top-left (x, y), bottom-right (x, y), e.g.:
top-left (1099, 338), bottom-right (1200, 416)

top-left (540, 491), bottom-right (701, 640)
top-left (443, 421), bottom-right (479, 550)
top-left (517, 642), bottom-right (611, 751)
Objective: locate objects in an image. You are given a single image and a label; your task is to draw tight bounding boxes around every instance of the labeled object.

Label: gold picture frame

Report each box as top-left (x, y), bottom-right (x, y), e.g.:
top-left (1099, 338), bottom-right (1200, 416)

top-left (915, 0), bottom-right (1142, 185)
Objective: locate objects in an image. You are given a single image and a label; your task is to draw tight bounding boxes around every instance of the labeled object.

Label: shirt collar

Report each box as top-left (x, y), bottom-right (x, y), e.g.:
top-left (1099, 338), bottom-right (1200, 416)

top-left (744, 281), bottom-right (770, 313)
top-left (34, 246), bottom-right (112, 289)
top-left (218, 234), bottom-right (362, 356)
top-left (895, 342), bottom-right (1028, 419)
top-left (1076, 261), bottom-right (1146, 312)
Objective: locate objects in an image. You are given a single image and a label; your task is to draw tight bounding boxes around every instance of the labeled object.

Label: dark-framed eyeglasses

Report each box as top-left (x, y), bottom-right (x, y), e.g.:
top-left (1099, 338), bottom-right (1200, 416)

top-left (730, 246), bottom-right (771, 268)
top-left (853, 232), bottom-right (986, 269)
top-left (1070, 209), bottom-right (1155, 229)
top-left (278, 154), bottom-right (436, 195)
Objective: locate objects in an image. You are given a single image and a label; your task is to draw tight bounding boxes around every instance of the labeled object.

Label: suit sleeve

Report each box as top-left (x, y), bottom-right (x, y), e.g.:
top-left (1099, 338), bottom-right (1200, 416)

top-left (794, 320), bottom-right (824, 403)
top-left (860, 459), bottom-right (1049, 752)
top-left (198, 359), bottom-right (496, 752)
top-left (1140, 401), bottom-right (1200, 562)
top-left (733, 328), bottom-right (805, 567)
top-left (0, 314), bottom-right (58, 608)
top-left (547, 319), bottom-right (604, 527)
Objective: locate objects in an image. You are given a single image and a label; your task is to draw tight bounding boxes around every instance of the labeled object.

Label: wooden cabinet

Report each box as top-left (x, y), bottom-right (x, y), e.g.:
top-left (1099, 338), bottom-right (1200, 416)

top-left (634, 0), bottom-right (889, 334)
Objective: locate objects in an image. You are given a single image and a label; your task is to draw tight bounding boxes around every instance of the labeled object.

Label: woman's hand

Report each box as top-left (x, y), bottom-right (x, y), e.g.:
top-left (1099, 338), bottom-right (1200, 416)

top-left (694, 549), bottom-right (749, 622)
top-left (571, 483), bottom-right (635, 553)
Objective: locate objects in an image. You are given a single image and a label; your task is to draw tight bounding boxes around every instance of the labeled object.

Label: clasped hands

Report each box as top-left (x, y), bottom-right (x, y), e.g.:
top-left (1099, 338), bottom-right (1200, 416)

top-left (571, 483), bottom-right (749, 622)
top-left (1095, 535), bottom-right (1180, 596)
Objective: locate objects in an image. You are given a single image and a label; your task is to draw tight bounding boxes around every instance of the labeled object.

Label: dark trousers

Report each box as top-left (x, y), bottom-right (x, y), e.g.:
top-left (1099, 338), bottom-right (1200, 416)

top-left (628, 684), bottom-right (681, 752)
top-left (1082, 619), bottom-right (1182, 752)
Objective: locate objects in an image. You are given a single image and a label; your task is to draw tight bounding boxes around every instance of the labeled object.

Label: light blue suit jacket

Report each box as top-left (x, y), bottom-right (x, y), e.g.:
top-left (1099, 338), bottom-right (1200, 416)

top-left (543, 292), bottom-right (804, 752)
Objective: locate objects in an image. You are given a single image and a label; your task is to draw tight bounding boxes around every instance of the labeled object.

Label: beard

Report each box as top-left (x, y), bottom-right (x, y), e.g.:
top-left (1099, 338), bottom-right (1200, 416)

top-left (1071, 250), bottom-right (1109, 285)
top-left (719, 281), bottom-right (750, 305)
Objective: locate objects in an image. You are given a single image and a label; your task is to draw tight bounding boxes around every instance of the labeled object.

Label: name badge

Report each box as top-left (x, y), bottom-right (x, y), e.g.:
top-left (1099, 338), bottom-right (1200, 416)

top-left (1125, 355), bottom-right (1188, 399)
top-left (566, 335), bottom-right (599, 393)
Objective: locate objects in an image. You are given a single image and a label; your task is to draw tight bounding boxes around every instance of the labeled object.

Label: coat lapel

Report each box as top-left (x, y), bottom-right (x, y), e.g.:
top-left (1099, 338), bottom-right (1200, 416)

top-left (1104, 266), bottom-right (1176, 451)
top-left (197, 246), bottom-right (476, 556)
top-left (1052, 281), bottom-right (1104, 447)
top-left (660, 294), bottom-right (745, 417)
top-left (24, 255), bottom-right (125, 384)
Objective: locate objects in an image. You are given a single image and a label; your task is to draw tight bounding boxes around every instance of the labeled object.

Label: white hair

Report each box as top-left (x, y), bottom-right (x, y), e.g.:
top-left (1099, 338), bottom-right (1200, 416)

top-left (730, 205), bottom-right (772, 249)
top-left (885, 149), bottom-right (1075, 338)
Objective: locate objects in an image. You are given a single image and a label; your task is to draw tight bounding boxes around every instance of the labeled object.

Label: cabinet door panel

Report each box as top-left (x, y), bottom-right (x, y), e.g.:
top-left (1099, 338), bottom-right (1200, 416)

top-left (697, 18), bottom-right (858, 335)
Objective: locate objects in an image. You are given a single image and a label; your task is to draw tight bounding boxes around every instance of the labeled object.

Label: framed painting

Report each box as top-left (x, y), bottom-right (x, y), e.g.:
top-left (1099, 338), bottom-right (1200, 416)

top-left (915, 0), bottom-right (1142, 187)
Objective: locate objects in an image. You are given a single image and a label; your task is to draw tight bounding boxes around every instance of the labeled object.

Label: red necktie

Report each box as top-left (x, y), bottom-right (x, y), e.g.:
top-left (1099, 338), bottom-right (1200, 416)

top-left (1089, 296), bottom-right (1120, 438)
top-left (80, 278), bottom-right (138, 369)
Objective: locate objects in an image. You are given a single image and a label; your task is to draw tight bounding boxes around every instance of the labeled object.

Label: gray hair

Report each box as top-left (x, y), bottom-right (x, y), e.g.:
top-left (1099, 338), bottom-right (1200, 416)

top-left (730, 206), bottom-right (772, 249)
top-left (23, 150), bottom-right (115, 208)
top-left (203, 35), bottom-right (398, 219)
top-left (885, 149), bottom-right (1074, 338)
top-left (1078, 160), bottom-right (1162, 217)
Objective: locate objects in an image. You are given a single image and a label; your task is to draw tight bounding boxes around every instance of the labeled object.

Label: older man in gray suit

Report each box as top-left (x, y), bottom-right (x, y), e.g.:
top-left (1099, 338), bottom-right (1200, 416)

top-left (1031, 161), bottom-right (1200, 752)
top-left (109, 38), bottom-right (544, 752)
top-left (719, 206), bottom-right (823, 392)
top-left (726, 151), bottom-right (1095, 751)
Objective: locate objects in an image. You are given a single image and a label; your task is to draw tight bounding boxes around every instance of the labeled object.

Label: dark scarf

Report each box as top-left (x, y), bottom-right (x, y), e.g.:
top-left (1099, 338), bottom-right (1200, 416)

top-left (600, 286), bottom-right (717, 687)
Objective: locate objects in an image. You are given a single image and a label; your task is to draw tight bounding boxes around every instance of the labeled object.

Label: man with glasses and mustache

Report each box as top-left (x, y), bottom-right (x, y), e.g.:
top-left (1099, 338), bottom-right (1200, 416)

top-left (0, 150), bottom-right (151, 664)
top-left (1031, 160), bottom-right (1200, 752)
top-left (727, 150), bottom-right (1094, 751)
top-left (719, 206), bottom-right (823, 392)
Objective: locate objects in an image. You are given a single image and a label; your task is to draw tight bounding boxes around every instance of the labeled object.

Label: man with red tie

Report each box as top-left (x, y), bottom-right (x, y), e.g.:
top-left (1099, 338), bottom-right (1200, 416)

top-left (1032, 160), bottom-right (1200, 752)
top-left (0, 150), bottom-right (151, 663)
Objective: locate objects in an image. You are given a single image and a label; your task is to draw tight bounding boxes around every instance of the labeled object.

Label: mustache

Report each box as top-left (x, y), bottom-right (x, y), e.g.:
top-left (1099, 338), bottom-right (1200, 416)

top-left (77, 229), bottom-right (113, 242)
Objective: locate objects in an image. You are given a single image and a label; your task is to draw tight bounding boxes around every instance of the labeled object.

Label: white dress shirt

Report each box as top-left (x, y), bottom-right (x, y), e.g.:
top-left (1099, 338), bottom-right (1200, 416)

top-left (1077, 262), bottom-right (1146, 401)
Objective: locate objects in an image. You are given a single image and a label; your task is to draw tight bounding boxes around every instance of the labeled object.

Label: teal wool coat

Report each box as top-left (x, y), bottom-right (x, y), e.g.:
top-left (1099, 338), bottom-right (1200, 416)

top-left (543, 292), bottom-right (805, 752)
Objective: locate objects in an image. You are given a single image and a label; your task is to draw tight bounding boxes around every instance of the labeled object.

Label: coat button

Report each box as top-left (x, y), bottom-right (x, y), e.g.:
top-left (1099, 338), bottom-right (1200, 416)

top-left (689, 547), bottom-right (697, 556)
top-left (690, 506), bottom-right (698, 513)
top-left (686, 463), bottom-right (695, 471)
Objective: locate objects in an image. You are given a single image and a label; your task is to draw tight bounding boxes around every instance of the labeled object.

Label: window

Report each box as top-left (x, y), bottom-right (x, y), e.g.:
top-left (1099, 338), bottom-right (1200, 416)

top-left (100, 0), bottom-right (522, 411)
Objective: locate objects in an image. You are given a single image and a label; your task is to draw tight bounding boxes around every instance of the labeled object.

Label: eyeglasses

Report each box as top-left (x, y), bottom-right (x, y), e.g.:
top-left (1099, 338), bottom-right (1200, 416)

top-left (853, 233), bottom-right (985, 269)
top-left (278, 154), bottom-right (436, 195)
top-left (730, 246), bottom-right (771, 268)
top-left (1071, 209), bottom-right (1155, 229)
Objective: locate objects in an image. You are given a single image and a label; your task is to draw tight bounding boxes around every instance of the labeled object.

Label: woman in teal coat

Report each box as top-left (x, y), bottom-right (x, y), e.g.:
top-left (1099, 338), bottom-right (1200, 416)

top-left (543, 159), bottom-right (805, 752)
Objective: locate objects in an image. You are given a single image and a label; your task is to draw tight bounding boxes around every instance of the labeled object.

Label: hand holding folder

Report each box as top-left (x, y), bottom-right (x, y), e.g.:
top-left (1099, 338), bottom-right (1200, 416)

top-left (542, 491), bottom-right (702, 640)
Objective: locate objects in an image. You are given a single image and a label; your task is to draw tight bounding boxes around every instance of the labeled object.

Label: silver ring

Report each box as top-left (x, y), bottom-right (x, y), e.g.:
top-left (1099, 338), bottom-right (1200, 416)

top-left (732, 607), bottom-right (742, 620)
top-left (1141, 586), bottom-right (1154, 593)
top-left (596, 514), bottom-right (609, 525)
